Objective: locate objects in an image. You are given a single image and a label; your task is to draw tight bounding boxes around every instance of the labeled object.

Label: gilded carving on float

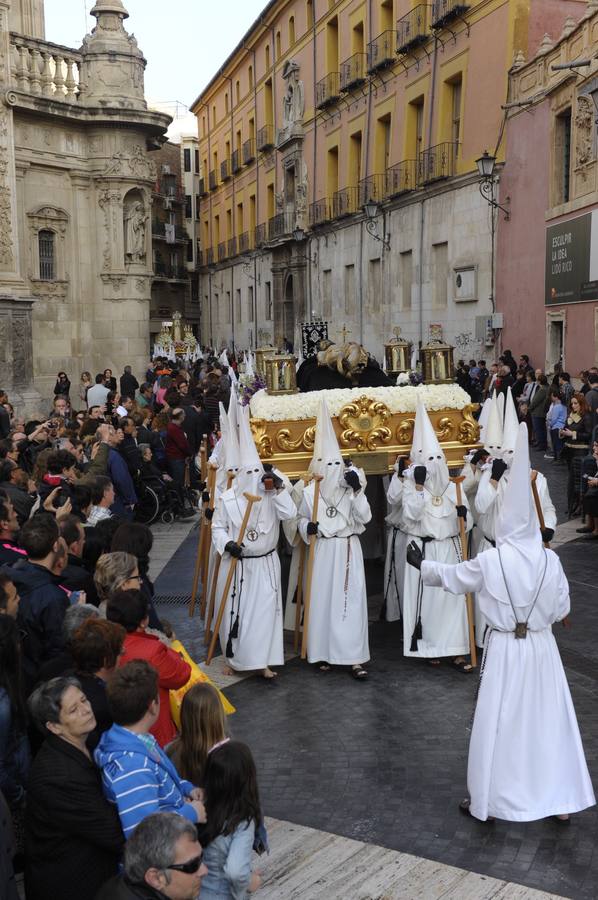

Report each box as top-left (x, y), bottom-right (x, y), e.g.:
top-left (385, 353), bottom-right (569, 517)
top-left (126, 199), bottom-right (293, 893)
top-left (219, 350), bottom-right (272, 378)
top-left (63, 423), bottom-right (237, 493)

top-left (275, 425), bottom-right (316, 453)
top-left (338, 396), bottom-right (392, 451)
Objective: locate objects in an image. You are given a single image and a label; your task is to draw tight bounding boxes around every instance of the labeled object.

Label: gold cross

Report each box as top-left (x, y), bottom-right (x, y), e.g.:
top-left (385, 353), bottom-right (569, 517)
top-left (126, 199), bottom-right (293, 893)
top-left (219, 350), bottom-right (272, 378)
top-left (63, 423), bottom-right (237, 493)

top-left (338, 324), bottom-right (352, 343)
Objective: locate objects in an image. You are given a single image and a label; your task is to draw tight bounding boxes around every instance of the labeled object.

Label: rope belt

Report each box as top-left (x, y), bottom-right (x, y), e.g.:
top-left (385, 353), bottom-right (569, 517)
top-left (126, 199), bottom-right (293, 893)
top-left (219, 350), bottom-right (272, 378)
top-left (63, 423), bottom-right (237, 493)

top-left (241, 549), bottom-right (276, 559)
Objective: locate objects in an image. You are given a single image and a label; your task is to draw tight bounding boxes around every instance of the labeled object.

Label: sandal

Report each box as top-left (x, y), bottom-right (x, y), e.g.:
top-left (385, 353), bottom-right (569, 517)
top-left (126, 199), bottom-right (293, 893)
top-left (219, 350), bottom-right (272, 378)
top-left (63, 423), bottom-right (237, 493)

top-left (459, 799), bottom-right (495, 822)
top-left (318, 663), bottom-right (331, 672)
top-left (351, 665), bottom-right (368, 680)
top-left (550, 815), bottom-right (570, 825)
top-left (427, 659), bottom-right (441, 667)
top-left (453, 659), bottom-right (474, 674)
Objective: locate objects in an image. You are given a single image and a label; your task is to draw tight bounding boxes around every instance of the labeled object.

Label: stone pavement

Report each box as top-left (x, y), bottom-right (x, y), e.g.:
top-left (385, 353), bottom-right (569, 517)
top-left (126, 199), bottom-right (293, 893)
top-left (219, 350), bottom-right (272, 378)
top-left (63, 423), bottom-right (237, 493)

top-left (150, 454), bottom-right (597, 900)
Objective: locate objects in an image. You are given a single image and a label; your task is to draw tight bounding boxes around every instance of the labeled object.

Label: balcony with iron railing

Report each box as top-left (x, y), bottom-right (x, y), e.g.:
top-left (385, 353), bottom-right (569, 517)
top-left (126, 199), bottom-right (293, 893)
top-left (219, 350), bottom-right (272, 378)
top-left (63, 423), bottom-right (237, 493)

top-left (255, 223), bottom-right (267, 247)
top-left (217, 241), bottom-right (227, 261)
top-left (209, 170), bottom-right (217, 191)
top-left (154, 263), bottom-right (189, 281)
top-left (239, 231), bottom-right (252, 253)
top-left (367, 30), bottom-right (396, 73)
top-left (417, 142), bottom-right (456, 184)
top-left (199, 177), bottom-right (207, 197)
top-left (431, 0), bottom-right (471, 29)
top-left (242, 138), bottom-right (256, 165)
top-left (333, 187), bottom-right (359, 219)
top-left (386, 159), bottom-right (417, 197)
top-left (256, 125), bottom-right (274, 151)
top-left (309, 198), bottom-right (331, 228)
top-left (358, 174), bottom-right (387, 207)
top-left (206, 247), bottom-right (214, 266)
top-left (220, 159), bottom-right (231, 182)
top-left (227, 237), bottom-right (237, 257)
top-left (340, 54), bottom-right (367, 93)
top-left (267, 211), bottom-right (294, 242)
top-left (231, 149), bottom-right (242, 174)
top-left (316, 72), bottom-right (341, 109)
top-left (396, 4), bottom-right (429, 54)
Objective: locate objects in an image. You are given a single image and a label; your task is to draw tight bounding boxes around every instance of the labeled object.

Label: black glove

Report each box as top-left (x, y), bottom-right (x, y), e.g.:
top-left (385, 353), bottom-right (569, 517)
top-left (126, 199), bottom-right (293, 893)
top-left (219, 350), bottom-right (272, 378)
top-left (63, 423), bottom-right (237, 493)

top-left (456, 505), bottom-right (467, 520)
top-left (306, 521), bottom-right (319, 536)
top-left (406, 541), bottom-right (423, 570)
top-left (343, 457), bottom-right (352, 467)
top-left (541, 527), bottom-right (554, 544)
top-left (224, 541), bottom-right (243, 559)
top-left (198, 480), bottom-right (207, 492)
top-left (204, 508), bottom-right (214, 521)
top-left (491, 459), bottom-right (508, 482)
top-left (414, 465), bottom-right (427, 486)
top-left (202, 491), bottom-right (211, 504)
top-left (397, 457), bottom-right (408, 476)
top-left (262, 462), bottom-right (273, 472)
top-left (344, 470), bottom-right (361, 492)
top-left (471, 448), bottom-right (489, 466)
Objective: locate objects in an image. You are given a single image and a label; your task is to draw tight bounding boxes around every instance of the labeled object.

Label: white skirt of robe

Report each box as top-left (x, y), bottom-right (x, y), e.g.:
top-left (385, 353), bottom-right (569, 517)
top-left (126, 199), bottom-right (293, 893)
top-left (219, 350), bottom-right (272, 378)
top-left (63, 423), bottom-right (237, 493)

top-left (217, 552), bottom-right (284, 670)
top-left (402, 535), bottom-right (469, 658)
top-left (473, 535), bottom-right (492, 648)
top-left (383, 526), bottom-right (408, 622)
top-left (307, 535), bottom-right (370, 665)
top-left (469, 628), bottom-right (596, 821)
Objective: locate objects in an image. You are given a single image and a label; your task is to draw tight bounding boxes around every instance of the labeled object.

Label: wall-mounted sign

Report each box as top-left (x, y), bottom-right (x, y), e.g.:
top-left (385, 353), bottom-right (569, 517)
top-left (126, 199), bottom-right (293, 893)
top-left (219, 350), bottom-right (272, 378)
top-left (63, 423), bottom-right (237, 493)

top-left (545, 210), bottom-right (598, 306)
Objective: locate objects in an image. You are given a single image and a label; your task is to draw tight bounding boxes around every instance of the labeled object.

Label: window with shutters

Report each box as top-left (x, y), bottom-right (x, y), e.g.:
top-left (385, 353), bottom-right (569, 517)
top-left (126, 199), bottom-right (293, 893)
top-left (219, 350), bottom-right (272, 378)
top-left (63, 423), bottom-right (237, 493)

top-left (39, 230), bottom-right (55, 280)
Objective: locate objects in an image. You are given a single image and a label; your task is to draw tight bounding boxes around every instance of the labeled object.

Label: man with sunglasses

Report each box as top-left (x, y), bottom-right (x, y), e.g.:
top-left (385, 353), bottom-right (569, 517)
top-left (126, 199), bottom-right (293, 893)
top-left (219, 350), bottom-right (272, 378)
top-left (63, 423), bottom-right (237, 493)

top-left (95, 811), bottom-right (207, 899)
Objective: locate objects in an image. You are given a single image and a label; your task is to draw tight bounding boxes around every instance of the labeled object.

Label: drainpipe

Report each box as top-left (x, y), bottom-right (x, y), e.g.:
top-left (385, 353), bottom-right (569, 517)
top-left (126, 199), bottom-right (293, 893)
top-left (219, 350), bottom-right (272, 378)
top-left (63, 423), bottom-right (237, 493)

top-left (311, 1), bottom-right (317, 324)
top-left (418, 35), bottom-right (440, 348)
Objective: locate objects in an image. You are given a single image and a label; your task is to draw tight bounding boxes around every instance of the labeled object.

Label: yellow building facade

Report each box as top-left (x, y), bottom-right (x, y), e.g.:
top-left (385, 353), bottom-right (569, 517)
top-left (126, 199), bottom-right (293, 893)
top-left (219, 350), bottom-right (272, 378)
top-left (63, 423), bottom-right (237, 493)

top-left (192, 0), bottom-right (586, 355)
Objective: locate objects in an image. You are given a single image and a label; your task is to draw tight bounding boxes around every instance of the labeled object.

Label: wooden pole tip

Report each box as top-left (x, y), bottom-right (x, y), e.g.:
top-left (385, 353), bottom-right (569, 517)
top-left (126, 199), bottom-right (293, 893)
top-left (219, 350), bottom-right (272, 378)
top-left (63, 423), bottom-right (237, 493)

top-left (243, 492), bottom-right (262, 503)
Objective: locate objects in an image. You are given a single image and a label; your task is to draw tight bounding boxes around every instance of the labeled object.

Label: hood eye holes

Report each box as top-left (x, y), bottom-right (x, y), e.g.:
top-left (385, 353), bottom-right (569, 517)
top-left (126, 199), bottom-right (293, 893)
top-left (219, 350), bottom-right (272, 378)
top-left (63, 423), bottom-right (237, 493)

top-left (334, 461), bottom-right (340, 466)
top-left (327, 462), bottom-right (333, 466)
top-left (428, 455), bottom-right (434, 461)
top-left (253, 468), bottom-right (259, 472)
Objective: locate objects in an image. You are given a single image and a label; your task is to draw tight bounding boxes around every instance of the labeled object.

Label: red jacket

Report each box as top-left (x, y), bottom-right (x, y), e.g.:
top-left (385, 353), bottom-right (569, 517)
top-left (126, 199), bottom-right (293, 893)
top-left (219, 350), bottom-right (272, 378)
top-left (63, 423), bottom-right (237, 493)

top-left (119, 631), bottom-right (190, 747)
top-left (165, 422), bottom-right (192, 460)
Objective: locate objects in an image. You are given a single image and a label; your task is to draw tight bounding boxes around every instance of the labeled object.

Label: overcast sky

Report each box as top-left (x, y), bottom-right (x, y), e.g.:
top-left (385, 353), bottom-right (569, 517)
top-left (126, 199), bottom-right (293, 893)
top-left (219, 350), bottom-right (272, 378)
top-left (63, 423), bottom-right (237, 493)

top-left (44, 0), bottom-right (267, 127)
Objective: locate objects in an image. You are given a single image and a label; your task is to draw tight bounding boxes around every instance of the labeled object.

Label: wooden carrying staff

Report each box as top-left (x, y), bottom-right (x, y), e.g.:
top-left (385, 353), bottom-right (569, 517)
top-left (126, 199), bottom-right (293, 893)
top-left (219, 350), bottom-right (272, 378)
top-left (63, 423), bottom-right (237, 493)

top-left (292, 474), bottom-right (312, 653)
top-left (189, 486), bottom-right (209, 619)
top-left (301, 476), bottom-right (322, 660)
top-left (531, 471), bottom-right (550, 549)
top-left (206, 492), bottom-right (261, 665)
top-left (199, 465), bottom-right (218, 618)
top-left (204, 471), bottom-right (236, 644)
top-left (451, 476), bottom-right (477, 668)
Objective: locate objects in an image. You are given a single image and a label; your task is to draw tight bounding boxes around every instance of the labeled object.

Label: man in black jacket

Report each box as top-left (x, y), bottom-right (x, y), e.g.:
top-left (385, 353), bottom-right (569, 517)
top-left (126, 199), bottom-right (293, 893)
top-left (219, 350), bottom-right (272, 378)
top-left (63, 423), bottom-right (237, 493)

top-left (0, 492), bottom-right (26, 566)
top-left (95, 812), bottom-right (206, 900)
top-left (11, 515), bottom-right (69, 688)
top-left (120, 365), bottom-right (139, 399)
top-left (59, 515), bottom-right (99, 605)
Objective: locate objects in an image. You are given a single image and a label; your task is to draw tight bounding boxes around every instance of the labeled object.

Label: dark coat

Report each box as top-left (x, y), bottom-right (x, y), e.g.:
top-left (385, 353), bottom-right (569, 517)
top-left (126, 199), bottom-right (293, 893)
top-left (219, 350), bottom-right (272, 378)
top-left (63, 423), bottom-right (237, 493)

top-left (182, 405), bottom-right (213, 456)
top-left (61, 553), bottom-right (100, 606)
top-left (1, 481), bottom-right (35, 526)
top-left (25, 734), bottom-right (124, 900)
top-left (95, 875), bottom-right (169, 900)
top-left (12, 562), bottom-right (69, 688)
top-left (119, 372), bottom-right (139, 399)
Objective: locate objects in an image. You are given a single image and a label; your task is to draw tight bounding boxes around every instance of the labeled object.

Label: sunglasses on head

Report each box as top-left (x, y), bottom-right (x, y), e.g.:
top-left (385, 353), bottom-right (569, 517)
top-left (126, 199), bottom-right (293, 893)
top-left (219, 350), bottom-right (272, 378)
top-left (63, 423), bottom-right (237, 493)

top-left (166, 854), bottom-right (203, 875)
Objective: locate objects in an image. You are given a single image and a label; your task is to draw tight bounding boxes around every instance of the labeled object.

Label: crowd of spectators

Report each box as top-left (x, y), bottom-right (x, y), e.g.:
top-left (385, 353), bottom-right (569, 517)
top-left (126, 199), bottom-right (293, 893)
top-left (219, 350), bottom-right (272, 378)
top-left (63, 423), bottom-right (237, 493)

top-left (0, 357), bottom-right (265, 900)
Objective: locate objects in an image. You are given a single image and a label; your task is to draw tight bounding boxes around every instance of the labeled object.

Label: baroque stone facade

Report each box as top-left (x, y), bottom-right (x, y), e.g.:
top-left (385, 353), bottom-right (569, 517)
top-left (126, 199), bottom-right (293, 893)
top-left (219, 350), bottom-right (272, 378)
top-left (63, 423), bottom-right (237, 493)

top-left (0, 0), bottom-right (170, 409)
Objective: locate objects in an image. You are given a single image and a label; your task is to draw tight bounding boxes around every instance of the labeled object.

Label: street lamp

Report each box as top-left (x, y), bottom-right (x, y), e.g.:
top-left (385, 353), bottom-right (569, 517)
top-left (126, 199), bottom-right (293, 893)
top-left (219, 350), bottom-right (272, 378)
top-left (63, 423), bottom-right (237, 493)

top-left (292, 227), bottom-right (318, 264)
top-left (475, 151), bottom-right (510, 220)
top-left (363, 200), bottom-right (391, 251)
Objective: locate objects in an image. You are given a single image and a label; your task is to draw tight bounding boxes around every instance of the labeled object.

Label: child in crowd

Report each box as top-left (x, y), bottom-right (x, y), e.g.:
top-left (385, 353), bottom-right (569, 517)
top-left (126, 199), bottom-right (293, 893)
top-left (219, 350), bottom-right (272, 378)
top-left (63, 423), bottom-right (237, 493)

top-left (546, 388), bottom-right (567, 462)
top-left (166, 683), bottom-right (229, 786)
top-left (197, 741), bottom-right (263, 900)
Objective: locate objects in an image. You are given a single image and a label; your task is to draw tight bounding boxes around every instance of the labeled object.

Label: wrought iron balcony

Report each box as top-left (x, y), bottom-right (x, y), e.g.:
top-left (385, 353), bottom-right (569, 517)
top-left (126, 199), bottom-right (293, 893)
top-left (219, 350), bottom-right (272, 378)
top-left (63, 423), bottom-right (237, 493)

top-left (231, 149), bottom-right (242, 174)
top-left (417, 142), bottom-right (456, 184)
top-left (256, 125), bottom-right (274, 151)
top-left (217, 241), bottom-right (227, 261)
top-left (309, 198), bottom-right (331, 227)
top-left (254, 223), bottom-right (267, 247)
top-left (332, 186), bottom-right (359, 219)
top-left (206, 247), bottom-right (214, 266)
top-left (316, 72), bottom-right (341, 109)
top-left (220, 159), bottom-right (231, 182)
top-left (431, 0), bottom-right (470, 29)
top-left (340, 53), bottom-right (367, 93)
top-left (199, 177), bottom-right (207, 197)
top-left (396, 5), bottom-right (429, 54)
top-left (242, 138), bottom-right (256, 165)
top-left (267, 211), bottom-right (294, 242)
top-left (239, 231), bottom-right (252, 253)
top-left (227, 237), bottom-right (237, 257)
top-left (209, 170), bottom-right (217, 191)
top-left (358, 174), bottom-right (386, 207)
top-left (367, 30), bottom-right (396, 73)
top-left (386, 159), bottom-right (417, 196)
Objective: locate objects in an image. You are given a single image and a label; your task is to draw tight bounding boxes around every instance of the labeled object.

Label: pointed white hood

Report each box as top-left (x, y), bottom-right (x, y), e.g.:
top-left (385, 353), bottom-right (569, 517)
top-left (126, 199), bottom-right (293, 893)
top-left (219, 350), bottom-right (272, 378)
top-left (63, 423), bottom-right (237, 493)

top-left (224, 397), bottom-right (240, 474)
top-left (233, 405), bottom-right (264, 498)
top-left (411, 399), bottom-right (450, 501)
top-left (483, 393), bottom-right (503, 456)
top-left (309, 397), bottom-right (344, 495)
top-left (477, 397), bottom-right (491, 444)
top-left (500, 388), bottom-right (519, 467)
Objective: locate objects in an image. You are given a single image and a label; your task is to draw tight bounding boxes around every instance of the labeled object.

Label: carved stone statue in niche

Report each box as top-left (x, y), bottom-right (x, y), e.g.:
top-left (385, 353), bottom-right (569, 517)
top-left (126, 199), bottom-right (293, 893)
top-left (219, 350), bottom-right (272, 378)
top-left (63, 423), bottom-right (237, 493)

top-left (575, 95), bottom-right (595, 169)
top-left (282, 60), bottom-right (304, 129)
top-left (124, 196), bottom-right (147, 263)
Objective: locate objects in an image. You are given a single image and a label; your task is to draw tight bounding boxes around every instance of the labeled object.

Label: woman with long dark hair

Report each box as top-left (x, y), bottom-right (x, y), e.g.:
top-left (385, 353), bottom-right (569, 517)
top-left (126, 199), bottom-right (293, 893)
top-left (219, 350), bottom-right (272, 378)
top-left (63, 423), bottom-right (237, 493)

top-left (198, 741), bottom-right (262, 899)
top-left (167, 683), bottom-right (229, 786)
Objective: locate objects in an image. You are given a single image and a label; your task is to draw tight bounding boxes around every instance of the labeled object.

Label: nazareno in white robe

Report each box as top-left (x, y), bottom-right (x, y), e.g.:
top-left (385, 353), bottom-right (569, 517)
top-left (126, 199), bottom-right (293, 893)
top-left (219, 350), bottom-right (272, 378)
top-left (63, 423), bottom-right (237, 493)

top-left (400, 475), bottom-right (472, 658)
top-left (383, 472), bottom-right (407, 623)
top-left (422, 552), bottom-right (596, 822)
top-left (298, 482), bottom-right (371, 665)
top-left (211, 486), bottom-right (296, 670)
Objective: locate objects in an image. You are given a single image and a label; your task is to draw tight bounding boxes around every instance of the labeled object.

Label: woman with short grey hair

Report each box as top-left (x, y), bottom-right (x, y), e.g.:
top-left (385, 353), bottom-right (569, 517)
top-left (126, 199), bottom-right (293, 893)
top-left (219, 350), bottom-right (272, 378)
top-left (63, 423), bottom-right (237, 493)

top-left (96, 812), bottom-right (206, 899)
top-left (25, 677), bottom-right (124, 900)
top-left (93, 551), bottom-right (141, 608)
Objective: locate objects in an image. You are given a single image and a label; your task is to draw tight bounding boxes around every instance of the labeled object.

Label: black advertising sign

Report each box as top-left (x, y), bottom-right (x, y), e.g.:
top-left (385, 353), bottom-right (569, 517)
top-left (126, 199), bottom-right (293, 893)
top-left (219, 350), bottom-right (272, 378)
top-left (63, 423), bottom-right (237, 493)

top-left (545, 211), bottom-right (598, 306)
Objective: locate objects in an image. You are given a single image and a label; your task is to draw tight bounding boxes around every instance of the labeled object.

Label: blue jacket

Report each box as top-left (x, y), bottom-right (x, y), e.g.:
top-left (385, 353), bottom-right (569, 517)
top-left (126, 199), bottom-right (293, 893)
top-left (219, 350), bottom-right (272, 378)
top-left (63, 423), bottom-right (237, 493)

top-left (94, 724), bottom-right (198, 837)
top-left (547, 402), bottom-right (567, 431)
top-left (200, 821), bottom-right (255, 900)
top-left (107, 449), bottom-right (137, 515)
top-left (11, 561), bottom-right (69, 687)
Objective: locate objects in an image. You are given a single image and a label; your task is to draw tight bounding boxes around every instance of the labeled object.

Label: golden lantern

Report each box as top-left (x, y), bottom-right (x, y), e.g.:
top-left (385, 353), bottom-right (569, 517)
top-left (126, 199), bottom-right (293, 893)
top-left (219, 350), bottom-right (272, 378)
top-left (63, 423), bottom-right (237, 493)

top-left (264, 354), bottom-right (298, 394)
top-left (254, 345), bottom-right (277, 374)
top-left (384, 327), bottom-right (412, 377)
top-left (421, 336), bottom-right (455, 384)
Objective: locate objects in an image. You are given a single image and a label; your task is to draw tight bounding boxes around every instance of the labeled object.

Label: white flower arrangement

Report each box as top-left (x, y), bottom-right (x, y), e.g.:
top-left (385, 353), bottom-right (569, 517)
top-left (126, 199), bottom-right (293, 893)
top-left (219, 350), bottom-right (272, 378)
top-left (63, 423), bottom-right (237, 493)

top-left (249, 383), bottom-right (472, 422)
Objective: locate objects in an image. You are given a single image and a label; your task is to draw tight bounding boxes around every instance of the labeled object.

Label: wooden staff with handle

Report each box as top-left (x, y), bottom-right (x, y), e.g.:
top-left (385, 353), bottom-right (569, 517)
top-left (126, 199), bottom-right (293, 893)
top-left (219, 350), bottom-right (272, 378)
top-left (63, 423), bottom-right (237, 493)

top-left (199, 440), bottom-right (207, 483)
top-left (451, 476), bottom-right (477, 668)
top-left (293, 542), bottom-right (306, 654)
top-left (204, 471), bottom-right (236, 644)
top-left (531, 471), bottom-right (550, 548)
top-left (188, 487), bottom-right (209, 619)
top-left (199, 465), bottom-right (218, 618)
top-left (301, 475), bottom-right (322, 660)
top-left (206, 492), bottom-right (262, 665)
